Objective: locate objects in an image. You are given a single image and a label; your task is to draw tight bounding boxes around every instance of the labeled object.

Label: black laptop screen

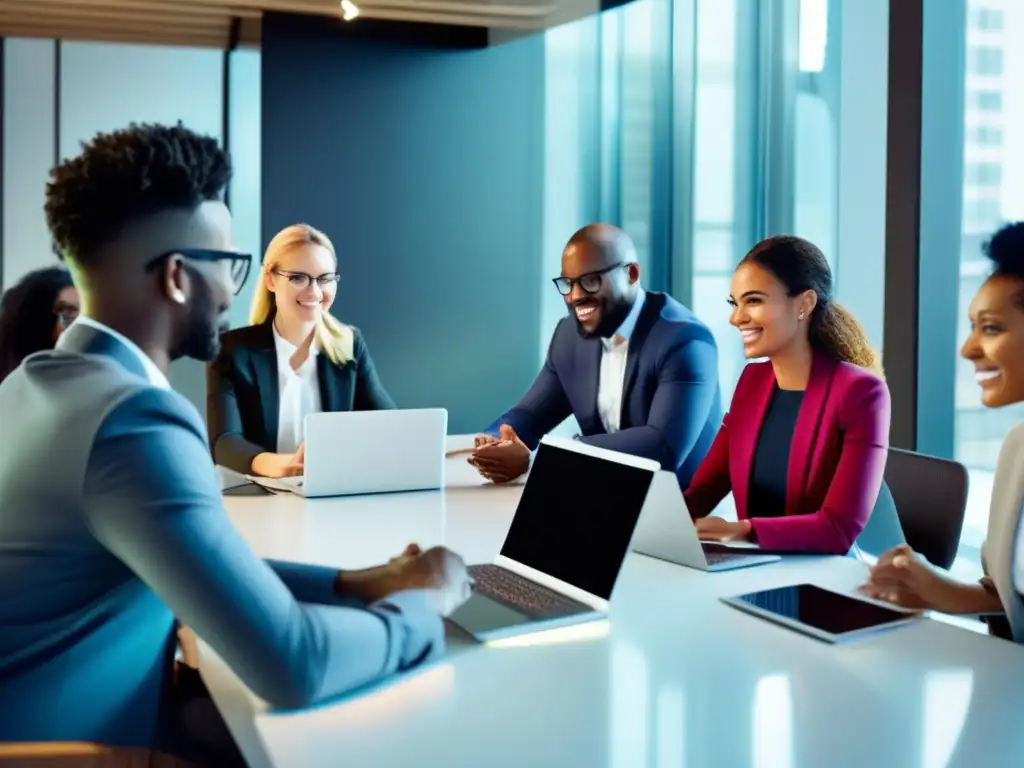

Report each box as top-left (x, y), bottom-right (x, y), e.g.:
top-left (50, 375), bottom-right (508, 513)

top-left (498, 441), bottom-right (654, 599)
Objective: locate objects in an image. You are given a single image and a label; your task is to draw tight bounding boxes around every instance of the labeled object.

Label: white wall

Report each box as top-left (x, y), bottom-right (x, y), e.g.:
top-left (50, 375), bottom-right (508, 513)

top-left (1, 39), bottom-right (261, 416)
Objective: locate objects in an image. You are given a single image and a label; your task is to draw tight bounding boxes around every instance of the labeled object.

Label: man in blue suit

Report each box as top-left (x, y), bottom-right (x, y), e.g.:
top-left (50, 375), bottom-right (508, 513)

top-left (0, 124), bottom-right (470, 763)
top-left (470, 224), bottom-right (721, 486)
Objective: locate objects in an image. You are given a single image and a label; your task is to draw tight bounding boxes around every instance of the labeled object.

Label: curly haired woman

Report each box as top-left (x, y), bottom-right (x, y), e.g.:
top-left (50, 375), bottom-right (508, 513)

top-left (683, 236), bottom-right (890, 554)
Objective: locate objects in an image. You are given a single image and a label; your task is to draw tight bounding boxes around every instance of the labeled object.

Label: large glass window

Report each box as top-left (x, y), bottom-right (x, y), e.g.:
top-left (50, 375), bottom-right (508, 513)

top-left (690, 0), bottom-right (744, 397)
top-left (954, 0), bottom-right (1024, 546)
top-left (687, 0), bottom-right (886, 402)
top-left (618, 0), bottom-right (656, 278)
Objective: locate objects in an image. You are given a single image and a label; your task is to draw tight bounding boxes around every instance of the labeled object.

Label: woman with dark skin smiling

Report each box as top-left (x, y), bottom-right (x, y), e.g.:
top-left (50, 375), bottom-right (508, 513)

top-left (683, 236), bottom-right (890, 554)
top-left (861, 223), bottom-right (1024, 642)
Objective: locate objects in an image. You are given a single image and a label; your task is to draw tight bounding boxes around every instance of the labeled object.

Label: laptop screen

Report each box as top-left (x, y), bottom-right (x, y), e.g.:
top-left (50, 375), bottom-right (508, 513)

top-left (499, 441), bottom-right (654, 599)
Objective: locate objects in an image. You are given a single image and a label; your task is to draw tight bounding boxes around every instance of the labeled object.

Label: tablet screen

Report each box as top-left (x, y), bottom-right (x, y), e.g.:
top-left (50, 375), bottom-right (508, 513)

top-left (729, 583), bottom-right (916, 636)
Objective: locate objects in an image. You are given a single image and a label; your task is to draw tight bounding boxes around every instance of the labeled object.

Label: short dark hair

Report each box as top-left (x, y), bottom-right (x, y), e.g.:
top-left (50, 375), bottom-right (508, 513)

top-left (984, 222), bottom-right (1024, 281)
top-left (0, 266), bottom-right (74, 383)
top-left (44, 122), bottom-right (231, 266)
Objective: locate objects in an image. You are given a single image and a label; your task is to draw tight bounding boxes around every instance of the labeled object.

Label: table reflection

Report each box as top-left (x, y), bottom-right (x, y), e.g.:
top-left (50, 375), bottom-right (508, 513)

top-left (922, 668), bottom-right (973, 768)
top-left (754, 674), bottom-right (793, 768)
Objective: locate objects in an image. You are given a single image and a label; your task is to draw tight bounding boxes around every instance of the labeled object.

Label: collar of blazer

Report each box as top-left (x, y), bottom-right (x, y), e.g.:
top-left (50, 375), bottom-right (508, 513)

top-left (245, 319), bottom-right (348, 446)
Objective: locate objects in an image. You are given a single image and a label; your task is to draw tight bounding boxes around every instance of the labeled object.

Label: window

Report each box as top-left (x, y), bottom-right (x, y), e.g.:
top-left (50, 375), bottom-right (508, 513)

top-left (973, 125), bottom-right (1002, 145)
top-left (972, 7), bottom-right (1003, 30)
top-left (685, 0), bottom-right (885, 401)
top-left (969, 46), bottom-right (1003, 76)
top-left (955, 0), bottom-right (1024, 547)
top-left (971, 90), bottom-right (1002, 110)
top-left (618, 0), bottom-right (657, 277)
top-left (962, 198), bottom-right (1002, 232)
top-left (965, 162), bottom-right (1001, 186)
top-left (689, 0), bottom-right (745, 398)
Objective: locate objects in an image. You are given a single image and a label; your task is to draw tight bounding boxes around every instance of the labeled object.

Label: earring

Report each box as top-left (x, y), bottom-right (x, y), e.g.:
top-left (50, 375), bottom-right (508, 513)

top-left (798, 313), bottom-right (805, 320)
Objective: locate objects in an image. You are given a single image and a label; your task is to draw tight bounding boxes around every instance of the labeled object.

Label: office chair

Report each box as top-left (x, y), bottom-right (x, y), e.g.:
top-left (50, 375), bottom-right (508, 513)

top-left (883, 447), bottom-right (969, 570)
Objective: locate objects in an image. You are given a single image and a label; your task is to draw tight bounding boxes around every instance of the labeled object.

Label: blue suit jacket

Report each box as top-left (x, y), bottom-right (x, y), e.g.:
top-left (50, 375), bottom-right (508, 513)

top-left (485, 292), bottom-right (722, 486)
top-left (0, 323), bottom-right (443, 757)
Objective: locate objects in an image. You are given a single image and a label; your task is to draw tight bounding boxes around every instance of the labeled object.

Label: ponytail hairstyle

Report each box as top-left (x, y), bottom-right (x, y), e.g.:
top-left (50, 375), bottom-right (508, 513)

top-left (742, 235), bottom-right (883, 376)
top-left (249, 223), bottom-right (354, 365)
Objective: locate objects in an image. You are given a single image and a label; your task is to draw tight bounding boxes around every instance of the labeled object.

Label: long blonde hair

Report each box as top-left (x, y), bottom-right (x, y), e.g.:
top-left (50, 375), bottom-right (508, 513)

top-left (250, 223), bottom-right (354, 365)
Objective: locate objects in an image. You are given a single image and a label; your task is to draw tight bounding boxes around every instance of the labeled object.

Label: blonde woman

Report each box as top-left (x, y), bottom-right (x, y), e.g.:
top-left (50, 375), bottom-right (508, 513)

top-left (207, 223), bottom-right (395, 477)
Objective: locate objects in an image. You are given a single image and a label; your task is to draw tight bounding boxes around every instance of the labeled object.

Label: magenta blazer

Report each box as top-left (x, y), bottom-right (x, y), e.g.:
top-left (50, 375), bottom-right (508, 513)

top-left (683, 351), bottom-right (891, 554)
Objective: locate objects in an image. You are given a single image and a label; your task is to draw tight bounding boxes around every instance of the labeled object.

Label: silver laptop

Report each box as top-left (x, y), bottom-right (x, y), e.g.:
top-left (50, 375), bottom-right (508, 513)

top-left (630, 470), bottom-right (781, 571)
top-left (248, 408), bottom-right (447, 497)
top-left (448, 435), bottom-right (659, 642)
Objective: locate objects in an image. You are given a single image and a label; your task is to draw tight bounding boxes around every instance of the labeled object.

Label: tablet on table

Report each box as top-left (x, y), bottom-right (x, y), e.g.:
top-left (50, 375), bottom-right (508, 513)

top-left (721, 583), bottom-right (924, 643)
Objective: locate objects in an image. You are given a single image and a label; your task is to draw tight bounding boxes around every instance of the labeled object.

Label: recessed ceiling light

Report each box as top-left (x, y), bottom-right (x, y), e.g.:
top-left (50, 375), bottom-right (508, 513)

top-left (340, 0), bottom-right (360, 21)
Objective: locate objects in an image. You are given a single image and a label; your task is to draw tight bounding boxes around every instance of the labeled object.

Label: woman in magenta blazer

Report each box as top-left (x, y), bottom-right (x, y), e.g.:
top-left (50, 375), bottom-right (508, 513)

top-left (684, 236), bottom-right (890, 554)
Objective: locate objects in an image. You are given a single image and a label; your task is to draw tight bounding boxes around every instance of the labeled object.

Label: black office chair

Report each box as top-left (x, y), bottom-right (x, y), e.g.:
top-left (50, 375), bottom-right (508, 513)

top-left (882, 447), bottom-right (969, 570)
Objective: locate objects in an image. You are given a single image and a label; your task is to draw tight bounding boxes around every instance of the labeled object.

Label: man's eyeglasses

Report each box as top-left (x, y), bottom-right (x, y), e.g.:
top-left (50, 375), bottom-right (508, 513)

top-left (271, 269), bottom-right (341, 290)
top-left (552, 262), bottom-right (627, 296)
top-left (145, 249), bottom-right (253, 295)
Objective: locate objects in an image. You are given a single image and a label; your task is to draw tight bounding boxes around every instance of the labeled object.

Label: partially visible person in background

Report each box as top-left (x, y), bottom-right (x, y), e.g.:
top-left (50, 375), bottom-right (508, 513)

top-left (862, 222), bottom-right (1024, 643)
top-left (0, 266), bottom-right (78, 383)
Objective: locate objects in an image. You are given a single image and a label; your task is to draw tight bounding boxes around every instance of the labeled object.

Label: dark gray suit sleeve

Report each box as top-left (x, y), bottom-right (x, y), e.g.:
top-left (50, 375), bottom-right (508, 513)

top-left (84, 388), bottom-right (444, 710)
top-left (582, 337), bottom-right (718, 468)
top-left (206, 348), bottom-right (267, 474)
top-left (483, 348), bottom-right (573, 449)
top-left (352, 329), bottom-right (397, 411)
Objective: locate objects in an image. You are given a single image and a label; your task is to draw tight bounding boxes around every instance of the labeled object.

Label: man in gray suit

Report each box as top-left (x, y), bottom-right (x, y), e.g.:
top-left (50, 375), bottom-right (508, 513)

top-left (0, 124), bottom-right (470, 763)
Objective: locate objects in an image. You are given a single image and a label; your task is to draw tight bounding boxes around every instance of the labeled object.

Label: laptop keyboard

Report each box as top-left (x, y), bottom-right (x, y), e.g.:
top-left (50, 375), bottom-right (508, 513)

top-left (468, 564), bottom-right (592, 619)
top-left (704, 550), bottom-right (745, 566)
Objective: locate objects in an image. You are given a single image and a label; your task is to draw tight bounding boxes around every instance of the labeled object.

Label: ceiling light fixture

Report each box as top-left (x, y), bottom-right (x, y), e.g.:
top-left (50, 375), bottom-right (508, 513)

top-left (340, 0), bottom-right (360, 21)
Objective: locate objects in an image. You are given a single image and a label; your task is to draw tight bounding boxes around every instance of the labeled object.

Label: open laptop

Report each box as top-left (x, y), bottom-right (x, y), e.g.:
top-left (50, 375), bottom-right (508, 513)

top-left (247, 408), bottom-right (447, 497)
top-left (448, 435), bottom-right (659, 642)
top-left (630, 470), bottom-right (781, 571)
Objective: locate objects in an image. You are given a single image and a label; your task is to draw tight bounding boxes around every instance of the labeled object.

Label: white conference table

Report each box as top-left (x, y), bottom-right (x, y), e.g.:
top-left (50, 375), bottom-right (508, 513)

top-left (201, 437), bottom-right (1024, 768)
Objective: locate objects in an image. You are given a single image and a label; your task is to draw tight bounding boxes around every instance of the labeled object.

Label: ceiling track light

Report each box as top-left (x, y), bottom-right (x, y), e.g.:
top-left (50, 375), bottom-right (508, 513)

top-left (340, 0), bottom-right (360, 21)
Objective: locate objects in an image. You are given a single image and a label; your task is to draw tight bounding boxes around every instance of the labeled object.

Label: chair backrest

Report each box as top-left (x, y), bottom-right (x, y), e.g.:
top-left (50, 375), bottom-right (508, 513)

top-left (855, 479), bottom-right (906, 558)
top-left (883, 447), bottom-right (969, 570)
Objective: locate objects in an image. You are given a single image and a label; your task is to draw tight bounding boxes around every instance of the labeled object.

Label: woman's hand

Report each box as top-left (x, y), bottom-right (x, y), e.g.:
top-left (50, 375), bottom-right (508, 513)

top-left (859, 544), bottom-right (988, 613)
top-left (250, 444), bottom-right (304, 478)
top-left (694, 516), bottom-right (752, 542)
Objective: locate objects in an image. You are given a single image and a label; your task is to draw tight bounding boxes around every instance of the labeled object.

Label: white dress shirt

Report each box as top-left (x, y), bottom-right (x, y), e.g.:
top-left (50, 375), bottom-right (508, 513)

top-left (596, 290), bottom-right (646, 433)
top-left (273, 325), bottom-right (322, 454)
top-left (73, 316), bottom-right (170, 390)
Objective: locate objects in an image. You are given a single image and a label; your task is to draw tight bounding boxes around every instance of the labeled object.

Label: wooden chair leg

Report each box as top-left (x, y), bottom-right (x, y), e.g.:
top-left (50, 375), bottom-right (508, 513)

top-left (0, 742), bottom-right (196, 767)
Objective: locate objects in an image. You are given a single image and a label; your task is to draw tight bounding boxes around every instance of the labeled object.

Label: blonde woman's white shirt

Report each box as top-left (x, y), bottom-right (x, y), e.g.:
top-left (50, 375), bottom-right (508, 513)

top-left (273, 325), bottom-right (322, 454)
